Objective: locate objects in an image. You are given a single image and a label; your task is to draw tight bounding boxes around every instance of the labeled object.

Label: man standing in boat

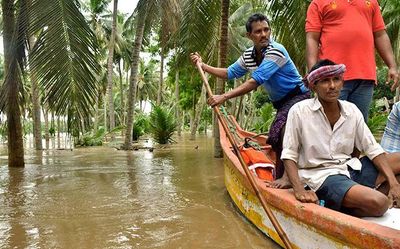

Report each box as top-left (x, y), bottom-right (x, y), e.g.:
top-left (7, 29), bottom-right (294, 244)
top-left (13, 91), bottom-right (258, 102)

top-left (282, 59), bottom-right (400, 216)
top-left (190, 13), bottom-right (309, 186)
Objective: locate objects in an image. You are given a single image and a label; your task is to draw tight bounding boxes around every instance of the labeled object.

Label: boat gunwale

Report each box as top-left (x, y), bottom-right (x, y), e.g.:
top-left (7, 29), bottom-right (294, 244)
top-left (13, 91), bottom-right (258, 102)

top-left (219, 119), bottom-right (400, 249)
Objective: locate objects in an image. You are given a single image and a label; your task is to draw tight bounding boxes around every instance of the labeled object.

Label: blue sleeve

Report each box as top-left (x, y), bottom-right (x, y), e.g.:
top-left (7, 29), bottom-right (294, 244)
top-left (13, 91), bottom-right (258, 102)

top-left (251, 59), bottom-right (280, 85)
top-left (227, 60), bottom-right (248, 80)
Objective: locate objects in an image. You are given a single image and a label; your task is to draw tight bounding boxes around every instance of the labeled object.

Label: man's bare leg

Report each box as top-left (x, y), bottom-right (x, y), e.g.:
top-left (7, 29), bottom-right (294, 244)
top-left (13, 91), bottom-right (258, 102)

top-left (265, 125), bottom-right (292, 189)
top-left (342, 184), bottom-right (389, 217)
top-left (375, 152), bottom-right (400, 188)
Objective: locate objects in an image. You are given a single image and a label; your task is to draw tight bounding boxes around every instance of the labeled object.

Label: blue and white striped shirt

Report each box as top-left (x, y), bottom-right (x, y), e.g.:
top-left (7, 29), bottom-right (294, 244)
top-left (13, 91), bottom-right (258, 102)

top-left (381, 102), bottom-right (400, 153)
top-left (227, 41), bottom-right (308, 102)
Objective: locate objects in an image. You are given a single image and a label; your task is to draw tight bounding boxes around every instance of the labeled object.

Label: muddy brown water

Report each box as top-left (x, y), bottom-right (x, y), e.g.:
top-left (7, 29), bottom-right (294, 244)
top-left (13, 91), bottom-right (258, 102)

top-left (0, 134), bottom-right (279, 249)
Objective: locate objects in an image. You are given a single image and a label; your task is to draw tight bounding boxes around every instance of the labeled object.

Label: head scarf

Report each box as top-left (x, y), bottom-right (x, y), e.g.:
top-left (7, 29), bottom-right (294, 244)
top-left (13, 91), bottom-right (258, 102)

top-left (304, 64), bottom-right (346, 88)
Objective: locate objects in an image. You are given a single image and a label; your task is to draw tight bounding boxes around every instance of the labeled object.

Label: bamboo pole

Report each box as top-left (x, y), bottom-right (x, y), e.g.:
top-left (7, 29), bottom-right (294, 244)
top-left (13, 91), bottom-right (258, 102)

top-left (196, 63), bottom-right (293, 249)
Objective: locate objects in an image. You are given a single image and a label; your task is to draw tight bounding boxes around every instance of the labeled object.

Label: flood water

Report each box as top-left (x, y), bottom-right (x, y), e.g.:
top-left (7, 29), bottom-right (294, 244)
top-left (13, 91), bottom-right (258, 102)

top-left (0, 134), bottom-right (279, 249)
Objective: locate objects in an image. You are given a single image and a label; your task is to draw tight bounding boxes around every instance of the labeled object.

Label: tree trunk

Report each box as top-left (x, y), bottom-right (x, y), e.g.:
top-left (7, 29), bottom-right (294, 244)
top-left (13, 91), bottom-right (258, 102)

top-left (190, 84), bottom-right (206, 140)
top-left (123, 1), bottom-right (148, 149)
top-left (174, 69), bottom-right (181, 136)
top-left (28, 36), bottom-right (42, 150)
top-left (118, 60), bottom-right (125, 135)
top-left (57, 117), bottom-right (61, 149)
top-left (157, 46), bottom-right (165, 105)
top-left (213, 0), bottom-right (230, 158)
top-left (230, 78), bottom-right (239, 116)
top-left (93, 94), bottom-right (101, 132)
top-left (2, 0), bottom-right (24, 167)
top-left (106, 0), bottom-right (118, 139)
top-left (43, 108), bottom-right (50, 149)
top-left (235, 95), bottom-right (244, 121)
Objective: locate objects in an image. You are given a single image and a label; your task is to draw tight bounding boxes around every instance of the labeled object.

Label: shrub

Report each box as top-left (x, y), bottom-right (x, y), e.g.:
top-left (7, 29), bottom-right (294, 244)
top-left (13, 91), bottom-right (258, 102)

top-left (132, 114), bottom-right (149, 141)
top-left (149, 105), bottom-right (176, 144)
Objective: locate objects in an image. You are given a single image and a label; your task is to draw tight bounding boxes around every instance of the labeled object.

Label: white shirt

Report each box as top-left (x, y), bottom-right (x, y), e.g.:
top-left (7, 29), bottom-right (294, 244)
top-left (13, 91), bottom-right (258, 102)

top-left (281, 98), bottom-right (385, 191)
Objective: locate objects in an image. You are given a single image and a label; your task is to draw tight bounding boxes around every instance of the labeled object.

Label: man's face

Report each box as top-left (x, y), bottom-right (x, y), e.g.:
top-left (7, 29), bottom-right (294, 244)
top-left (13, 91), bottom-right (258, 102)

top-left (247, 21), bottom-right (271, 49)
top-left (312, 76), bottom-right (344, 103)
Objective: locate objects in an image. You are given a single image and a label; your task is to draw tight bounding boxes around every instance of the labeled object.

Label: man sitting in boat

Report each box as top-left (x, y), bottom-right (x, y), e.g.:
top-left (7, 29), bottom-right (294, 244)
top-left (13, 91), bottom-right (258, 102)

top-left (281, 59), bottom-right (400, 217)
top-left (190, 13), bottom-right (310, 187)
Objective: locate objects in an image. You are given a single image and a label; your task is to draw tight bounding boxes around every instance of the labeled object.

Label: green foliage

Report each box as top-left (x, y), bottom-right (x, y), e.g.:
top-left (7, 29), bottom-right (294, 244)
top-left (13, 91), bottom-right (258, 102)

top-left (253, 103), bottom-right (275, 133)
top-left (49, 127), bottom-right (56, 137)
top-left (166, 62), bottom-right (203, 111)
top-left (26, 0), bottom-right (101, 134)
top-left (374, 67), bottom-right (395, 100)
top-left (132, 114), bottom-right (150, 141)
top-left (252, 89), bottom-right (271, 109)
top-left (149, 105), bottom-right (176, 144)
top-left (368, 112), bottom-right (388, 136)
top-left (368, 100), bottom-right (388, 136)
top-left (75, 125), bottom-right (124, 146)
top-left (77, 127), bottom-right (106, 146)
top-left (0, 124), bottom-right (7, 140)
top-left (23, 121), bottom-right (33, 136)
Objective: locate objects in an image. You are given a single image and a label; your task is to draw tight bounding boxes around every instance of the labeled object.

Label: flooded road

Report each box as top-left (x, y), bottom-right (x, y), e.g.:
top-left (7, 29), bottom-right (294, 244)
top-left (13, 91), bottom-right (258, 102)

top-left (0, 134), bottom-right (279, 249)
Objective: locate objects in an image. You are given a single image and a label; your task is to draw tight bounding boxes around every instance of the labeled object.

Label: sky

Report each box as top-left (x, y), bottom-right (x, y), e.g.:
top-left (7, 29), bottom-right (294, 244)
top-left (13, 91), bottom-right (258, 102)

top-left (115, 0), bottom-right (138, 15)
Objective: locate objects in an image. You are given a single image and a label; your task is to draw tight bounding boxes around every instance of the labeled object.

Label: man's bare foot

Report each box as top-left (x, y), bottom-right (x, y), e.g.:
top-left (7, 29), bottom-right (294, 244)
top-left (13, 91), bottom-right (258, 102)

top-left (265, 174), bottom-right (291, 189)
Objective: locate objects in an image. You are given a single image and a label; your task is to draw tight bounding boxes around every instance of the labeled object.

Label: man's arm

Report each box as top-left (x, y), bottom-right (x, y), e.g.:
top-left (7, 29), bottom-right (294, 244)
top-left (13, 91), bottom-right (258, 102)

top-left (284, 159), bottom-right (319, 203)
top-left (306, 32), bottom-right (321, 71)
top-left (190, 52), bottom-right (228, 79)
top-left (372, 154), bottom-right (400, 207)
top-left (374, 30), bottom-right (399, 91)
top-left (207, 78), bottom-right (258, 107)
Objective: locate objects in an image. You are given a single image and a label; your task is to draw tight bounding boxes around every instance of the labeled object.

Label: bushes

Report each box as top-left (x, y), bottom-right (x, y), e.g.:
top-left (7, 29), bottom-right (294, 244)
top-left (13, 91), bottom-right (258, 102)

top-left (132, 114), bottom-right (150, 141)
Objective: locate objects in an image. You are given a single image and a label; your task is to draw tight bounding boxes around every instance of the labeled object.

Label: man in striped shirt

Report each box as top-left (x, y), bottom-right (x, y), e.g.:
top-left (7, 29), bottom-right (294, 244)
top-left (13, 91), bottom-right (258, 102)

top-left (190, 13), bottom-right (310, 187)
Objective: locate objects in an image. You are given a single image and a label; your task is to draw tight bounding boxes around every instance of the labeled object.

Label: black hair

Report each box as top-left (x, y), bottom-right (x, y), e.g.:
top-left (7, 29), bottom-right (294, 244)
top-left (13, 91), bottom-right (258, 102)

top-left (309, 59), bottom-right (336, 73)
top-left (246, 13), bottom-right (270, 32)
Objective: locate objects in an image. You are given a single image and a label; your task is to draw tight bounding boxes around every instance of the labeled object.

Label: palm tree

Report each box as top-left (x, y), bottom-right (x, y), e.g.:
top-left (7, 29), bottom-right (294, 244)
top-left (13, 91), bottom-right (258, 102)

top-left (213, 0), bottom-right (230, 158)
top-left (1, 0), bottom-right (100, 167)
top-left (28, 36), bottom-right (42, 150)
top-left (123, 0), bottom-right (149, 149)
top-left (105, 0), bottom-right (118, 139)
top-left (136, 58), bottom-right (158, 108)
top-left (267, 0), bottom-right (309, 74)
top-left (1, 0), bottom-right (25, 167)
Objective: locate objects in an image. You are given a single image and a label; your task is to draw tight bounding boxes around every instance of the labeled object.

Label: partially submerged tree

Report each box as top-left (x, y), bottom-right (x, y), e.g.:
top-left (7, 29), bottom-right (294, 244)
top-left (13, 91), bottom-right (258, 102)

top-left (0, 0), bottom-right (100, 167)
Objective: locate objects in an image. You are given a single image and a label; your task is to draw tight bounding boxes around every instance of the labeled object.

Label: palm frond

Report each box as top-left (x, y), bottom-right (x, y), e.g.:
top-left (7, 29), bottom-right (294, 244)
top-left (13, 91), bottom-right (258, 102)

top-left (175, 0), bottom-right (221, 66)
top-left (267, 0), bottom-right (310, 74)
top-left (28, 0), bottom-right (101, 132)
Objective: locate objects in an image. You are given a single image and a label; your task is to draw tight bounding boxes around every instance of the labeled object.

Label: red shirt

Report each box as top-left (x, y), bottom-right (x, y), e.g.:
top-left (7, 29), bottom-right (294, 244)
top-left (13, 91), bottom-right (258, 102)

top-left (306, 0), bottom-right (385, 81)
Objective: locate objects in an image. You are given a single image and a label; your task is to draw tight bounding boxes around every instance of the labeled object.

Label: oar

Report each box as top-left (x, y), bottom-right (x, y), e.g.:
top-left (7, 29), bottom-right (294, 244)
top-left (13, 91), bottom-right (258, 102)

top-left (196, 62), bottom-right (293, 249)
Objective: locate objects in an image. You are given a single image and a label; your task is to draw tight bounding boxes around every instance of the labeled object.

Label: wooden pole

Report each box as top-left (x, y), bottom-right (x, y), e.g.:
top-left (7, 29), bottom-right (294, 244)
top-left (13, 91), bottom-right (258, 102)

top-left (196, 63), bottom-right (293, 249)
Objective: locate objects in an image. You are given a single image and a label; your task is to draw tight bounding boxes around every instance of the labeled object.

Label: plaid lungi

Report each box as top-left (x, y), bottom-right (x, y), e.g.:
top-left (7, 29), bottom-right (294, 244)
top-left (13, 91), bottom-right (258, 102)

top-left (267, 91), bottom-right (311, 178)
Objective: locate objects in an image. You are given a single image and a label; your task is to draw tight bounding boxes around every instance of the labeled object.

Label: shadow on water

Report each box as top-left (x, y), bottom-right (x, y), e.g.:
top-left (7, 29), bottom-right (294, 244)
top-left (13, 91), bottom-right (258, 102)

top-left (0, 134), bottom-right (280, 249)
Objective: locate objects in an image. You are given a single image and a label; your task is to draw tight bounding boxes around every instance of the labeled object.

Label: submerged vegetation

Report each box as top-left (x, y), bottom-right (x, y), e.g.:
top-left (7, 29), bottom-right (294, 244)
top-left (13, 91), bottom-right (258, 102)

top-left (0, 0), bottom-right (398, 166)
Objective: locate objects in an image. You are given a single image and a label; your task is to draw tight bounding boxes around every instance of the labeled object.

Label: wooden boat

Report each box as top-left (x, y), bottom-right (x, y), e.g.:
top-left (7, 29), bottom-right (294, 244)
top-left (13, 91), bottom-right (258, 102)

top-left (219, 117), bottom-right (400, 249)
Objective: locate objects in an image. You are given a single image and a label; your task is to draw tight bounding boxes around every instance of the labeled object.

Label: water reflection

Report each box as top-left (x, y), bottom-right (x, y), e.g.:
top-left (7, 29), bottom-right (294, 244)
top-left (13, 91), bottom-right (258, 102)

top-left (0, 135), bottom-right (279, 249)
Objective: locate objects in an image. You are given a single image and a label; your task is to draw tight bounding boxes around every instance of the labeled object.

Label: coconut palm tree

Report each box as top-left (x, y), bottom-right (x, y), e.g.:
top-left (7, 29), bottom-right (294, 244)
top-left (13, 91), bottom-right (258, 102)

top-left (1, 0), bottom-right (100, 167)
top-left (123, 0), bottom-right (149, 149)
top-left (1, 0), bottom-right (25, 167)
top-left (105, 0), bottom-right (118, 140)
top-left (267, 0), bottom-right (309, 74)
